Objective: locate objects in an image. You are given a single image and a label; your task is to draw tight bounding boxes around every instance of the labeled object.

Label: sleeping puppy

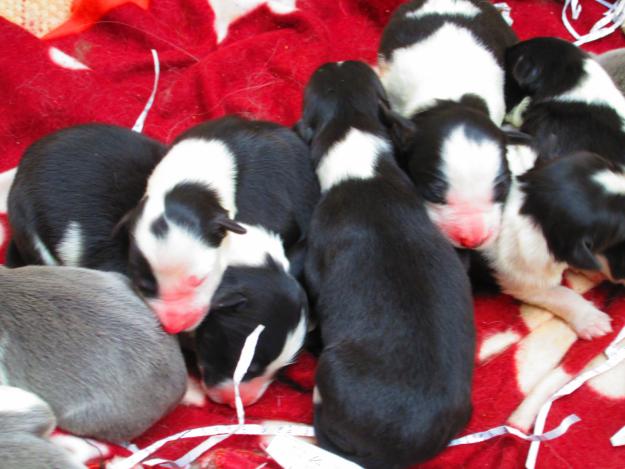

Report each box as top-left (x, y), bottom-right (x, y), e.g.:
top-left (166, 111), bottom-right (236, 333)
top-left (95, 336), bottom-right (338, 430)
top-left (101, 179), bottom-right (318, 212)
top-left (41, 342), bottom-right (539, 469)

top-left (297, 61), bottom-right (474, 468)
top-left (0, 386), bottom-right (85, 469)
top-left (505, 37), bottom-right (625, 164)
top-left (379, 0), bottom-right (518, 249)
top-left (7, 124), bottom-right (166, 272)
top-left (379, 0), bottom-right (518, 123)
top-left (597, 47), bottom-right (625, 97)
top-left (482, 151), bottom-right (625, 339)
top-left (194, 223), bottom-right (308, 407)
top-left (122, 116), bottom-right (319, 333)
top-left (0, 265), bottom-right (187, 442)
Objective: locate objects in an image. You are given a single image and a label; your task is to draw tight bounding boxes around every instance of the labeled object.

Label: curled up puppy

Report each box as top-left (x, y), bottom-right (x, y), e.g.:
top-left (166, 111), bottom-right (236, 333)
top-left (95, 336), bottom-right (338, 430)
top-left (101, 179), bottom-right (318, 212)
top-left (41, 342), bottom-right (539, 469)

top-left (297, 60), bottom-right (475, 468)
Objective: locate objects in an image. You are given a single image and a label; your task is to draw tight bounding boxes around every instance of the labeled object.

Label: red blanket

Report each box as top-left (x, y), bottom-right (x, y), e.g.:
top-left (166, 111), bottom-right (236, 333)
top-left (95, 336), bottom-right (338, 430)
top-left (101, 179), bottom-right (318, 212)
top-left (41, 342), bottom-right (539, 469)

top-left (1, 1), bottom-right (625, 468)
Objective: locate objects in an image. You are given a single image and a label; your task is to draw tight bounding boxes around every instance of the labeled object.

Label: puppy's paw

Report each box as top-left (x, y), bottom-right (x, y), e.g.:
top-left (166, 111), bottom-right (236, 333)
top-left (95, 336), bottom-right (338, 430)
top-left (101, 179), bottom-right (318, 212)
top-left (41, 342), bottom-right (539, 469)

top-left (572, 308), bottom-right (613, 340)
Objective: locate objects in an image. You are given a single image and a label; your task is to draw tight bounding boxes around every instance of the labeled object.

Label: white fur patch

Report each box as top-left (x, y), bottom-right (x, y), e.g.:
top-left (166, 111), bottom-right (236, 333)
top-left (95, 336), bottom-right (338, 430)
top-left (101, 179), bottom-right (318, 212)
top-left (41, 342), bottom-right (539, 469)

top-left (312, 386), bottom-right (322, 405)
top-left (57, 221), bottom-right (84, 266)
top-left (182, 376), bottom-right (207, 407)
top-left (555, 58), bottom-right (625, 129)
top-left (478, 330), bottom-right (521, 362)
top-left (380, 23), bottom-right (505, 123)
top-left (224, 223), bottom-right (289, 271)
top-left (0, 385), bottom-right (49, 415)
top-left (506, 143), bottom-right (537, 176)
top-left (405, 0), bottom-right (480, 20)
top-left (209, 0), bottom-right (296, 43)
top-left (32, 233), bottom-right (58, 266)
top-left (514, 318), bottom-right (577, 394)
top-left (49, 434), bottom-right (110, 465)
top-left (504, 96), bottom-right (531, 128)
top-left (48, 47), bottom-right (89, 71)
top-left (592, 169), bottom-right (625, 195)
top-left (264, 309), bottom-right (307, 378)
top-left (316, 129), bottom-right (389, 192)
top-left (0, 167), bottom-right (16, 213)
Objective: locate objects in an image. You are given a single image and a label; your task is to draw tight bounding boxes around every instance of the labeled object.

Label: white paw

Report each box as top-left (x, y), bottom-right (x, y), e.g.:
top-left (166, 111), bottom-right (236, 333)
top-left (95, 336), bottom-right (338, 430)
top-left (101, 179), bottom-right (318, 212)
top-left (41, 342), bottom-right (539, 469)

top-left (572, 308), bottom-right (613, 340)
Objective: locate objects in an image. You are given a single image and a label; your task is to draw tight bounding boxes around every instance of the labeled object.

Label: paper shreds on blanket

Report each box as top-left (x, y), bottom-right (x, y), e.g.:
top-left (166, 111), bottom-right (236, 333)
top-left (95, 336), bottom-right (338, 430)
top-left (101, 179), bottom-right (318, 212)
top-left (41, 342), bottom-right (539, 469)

top-left (1, 1), bottom-right (625, 468)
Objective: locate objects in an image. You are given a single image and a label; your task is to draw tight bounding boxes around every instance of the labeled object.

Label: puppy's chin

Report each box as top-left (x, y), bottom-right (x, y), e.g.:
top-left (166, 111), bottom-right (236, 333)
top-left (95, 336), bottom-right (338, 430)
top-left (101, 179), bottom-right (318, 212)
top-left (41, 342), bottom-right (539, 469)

top-left (203, 376), bottom-right (273, 408)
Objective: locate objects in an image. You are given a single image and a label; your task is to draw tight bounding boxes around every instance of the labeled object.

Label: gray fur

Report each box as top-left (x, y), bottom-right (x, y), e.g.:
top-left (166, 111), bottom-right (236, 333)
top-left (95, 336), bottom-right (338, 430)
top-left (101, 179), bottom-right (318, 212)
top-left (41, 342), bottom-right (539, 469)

top-left (0, 265), bottom-right (187, 442)
top-left (597, 48), bottom-right (625, 96)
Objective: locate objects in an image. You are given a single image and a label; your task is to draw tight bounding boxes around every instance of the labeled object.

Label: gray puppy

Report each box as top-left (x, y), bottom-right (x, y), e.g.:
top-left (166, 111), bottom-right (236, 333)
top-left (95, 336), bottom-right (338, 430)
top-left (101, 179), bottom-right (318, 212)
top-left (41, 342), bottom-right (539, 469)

top-left (0, 385), bottom-right (85, 469)
top-left (0, 265), bottom-right (187, 442)
top-left (597, 48), bottom-right (625, 96)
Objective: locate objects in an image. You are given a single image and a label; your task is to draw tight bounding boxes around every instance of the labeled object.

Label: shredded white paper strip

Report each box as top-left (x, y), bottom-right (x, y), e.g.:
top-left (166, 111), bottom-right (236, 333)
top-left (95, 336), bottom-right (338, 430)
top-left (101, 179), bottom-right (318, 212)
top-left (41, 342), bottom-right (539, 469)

top-left (562, 0), bottom-right (625, 46)
top-left (132, 49), bottom-right (160, 133)
top-left (266, 435), bottom-right (364, 469)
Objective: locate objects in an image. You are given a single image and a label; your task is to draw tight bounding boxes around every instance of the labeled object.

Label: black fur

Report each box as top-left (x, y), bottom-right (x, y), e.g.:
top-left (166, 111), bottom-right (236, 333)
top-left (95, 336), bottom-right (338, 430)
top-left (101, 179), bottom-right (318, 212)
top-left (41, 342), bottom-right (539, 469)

top-left (7, 124), bottom-right (166, 273)
top-left (519, 151), bottom-right (625, 275)
top-left (505, 37), bottom-right (625, 164)
top-left (297, 61), bottom-right (474, 468)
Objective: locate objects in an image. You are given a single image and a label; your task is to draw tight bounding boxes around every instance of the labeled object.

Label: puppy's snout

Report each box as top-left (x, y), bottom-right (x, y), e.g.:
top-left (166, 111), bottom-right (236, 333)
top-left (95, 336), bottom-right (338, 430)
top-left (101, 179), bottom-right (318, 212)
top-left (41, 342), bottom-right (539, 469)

top-left (446, 218), bottom-right (495, 249)
top-left (150, 300), bottom-right (208, 334)
top-left (205, 376), bottom-right (271, 408)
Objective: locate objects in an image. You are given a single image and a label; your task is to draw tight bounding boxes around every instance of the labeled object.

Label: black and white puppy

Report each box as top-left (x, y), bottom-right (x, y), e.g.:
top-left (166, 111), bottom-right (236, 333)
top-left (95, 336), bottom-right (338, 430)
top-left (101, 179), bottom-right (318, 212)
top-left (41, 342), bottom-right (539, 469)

top-left (379, 0), bottom-right (517, 123)
top-left (379, 0), bottom-right (518, 249)
top-left (0, 386), bottom-right (86, 469)
top-left (123, 116), bottom-right (319, 333)
top-left (505, 37), bottom-right (625, 164)
top-left (481, 151), bottom-right (625, 339)
top-left (297, 61), bottom-right (474, 469)
top-left (194, 241), bottom-right (308, 407)
top-left (7, 124), bottom-right (166, 273)
top-left (0, 265), bottom-right (187, 442)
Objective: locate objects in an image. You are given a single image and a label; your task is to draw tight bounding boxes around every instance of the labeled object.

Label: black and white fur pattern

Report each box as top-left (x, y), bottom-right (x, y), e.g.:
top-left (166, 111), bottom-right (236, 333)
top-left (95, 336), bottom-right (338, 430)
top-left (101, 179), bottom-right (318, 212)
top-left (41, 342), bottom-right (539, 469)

top-left (378, 0), bottom-right (518, 124)
top-left (297, 60), bottom-right (474, 469)
top-left (481, 151), bottom-right (625, 339)
top-left (0, 265), bottom-right (187, 442)
top-left (0, 386), bottom-right (86, 469)
top-left (194, 223), bottom-right (309, 407)
top-left (6, 124), bottom-right (166, 273)
top-left (505, 37), bottom-right (625, 165)
top-left (124, 116), bottom-right (319, 334)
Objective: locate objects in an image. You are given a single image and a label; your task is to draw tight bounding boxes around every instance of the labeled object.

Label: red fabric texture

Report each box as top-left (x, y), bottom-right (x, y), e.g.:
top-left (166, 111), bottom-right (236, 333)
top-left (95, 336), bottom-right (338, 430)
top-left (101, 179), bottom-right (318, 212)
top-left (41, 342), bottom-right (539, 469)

top-left (1, 1), bottom-right (625, 467)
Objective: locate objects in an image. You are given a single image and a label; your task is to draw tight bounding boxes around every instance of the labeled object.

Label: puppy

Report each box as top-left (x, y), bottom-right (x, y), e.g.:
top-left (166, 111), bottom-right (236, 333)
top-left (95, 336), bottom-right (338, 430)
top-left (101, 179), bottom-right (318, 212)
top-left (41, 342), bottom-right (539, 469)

top-left (297, 61), bottom-right (475, 468)
top-left (194, 223), bottom-right (308, 407)
top-left (481, 151), bottom-right (625, 339)
top-left (597, 47), bottom-right (625, 97)
top-left (379, 0), bottom-right (517, 124)
top-left (379, 0), bottom-right (518, 249)
top-left (7, 124), bottom-right (166, 273)
top-left (505, 37), bottom-right (625, 164)
top-left (0, 386), bottom-right (85, 469)
top-left (0, 265), bottom-right (187, 442)
top-left (122, 116), bottom-right (319, 333)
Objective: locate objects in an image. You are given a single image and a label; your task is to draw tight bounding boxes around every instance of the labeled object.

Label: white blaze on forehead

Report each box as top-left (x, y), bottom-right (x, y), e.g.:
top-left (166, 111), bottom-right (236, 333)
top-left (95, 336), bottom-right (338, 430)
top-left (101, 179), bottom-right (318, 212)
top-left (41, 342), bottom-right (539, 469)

top-left (405, 0), bottom-right (480, 20)
top-left (224, 223), bottom-right (289, 270)
top-left (555, 59), bottom-right (625, 129)
top-left (57, 221), bottom-right (83, 266)
top-left (592, 169), bottom-right (625, 195)
top-left (317, 128), bottom-right (389, 192)
top-left (441, 125), bottom-right (503, 203)
top-left (381, 23), bottom-right (505, 123)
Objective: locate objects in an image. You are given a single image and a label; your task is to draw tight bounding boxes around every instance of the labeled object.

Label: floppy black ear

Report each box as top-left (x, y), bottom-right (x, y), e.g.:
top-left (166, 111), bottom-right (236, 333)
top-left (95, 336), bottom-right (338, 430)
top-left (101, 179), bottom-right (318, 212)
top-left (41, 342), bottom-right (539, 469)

top-left (511, 53), bottom-right (541, 89)
top-left (294, 120), bottom-right (315, 145)
top-left (567, 238), bottom-right (601, 271)
top-left (211, 290), bottom-right (247, 310)
top-left (502, 126), bottom-right (534, 145)
top-left (216, 216), bottom-right (246, 235)
top-left (110, 199), bottom-right (145, 239)
top-left (378, 99), bottom-right (416, 150)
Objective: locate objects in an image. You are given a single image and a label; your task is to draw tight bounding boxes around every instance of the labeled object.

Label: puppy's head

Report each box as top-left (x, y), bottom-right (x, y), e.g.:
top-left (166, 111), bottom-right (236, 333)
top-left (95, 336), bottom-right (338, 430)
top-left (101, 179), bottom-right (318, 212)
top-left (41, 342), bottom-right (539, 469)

top-left (519, 151), bottom-right (625, 273)
top-left (506, 37), bottom-right (587, 99)
top-left (405, 102), bottom-right (512, 249)
top-left (120, 182), bottom-right (245, 334)
top-left (295, 60), bottom-right (414, 155)
top-left (195, 261), bottom-right (308, 407)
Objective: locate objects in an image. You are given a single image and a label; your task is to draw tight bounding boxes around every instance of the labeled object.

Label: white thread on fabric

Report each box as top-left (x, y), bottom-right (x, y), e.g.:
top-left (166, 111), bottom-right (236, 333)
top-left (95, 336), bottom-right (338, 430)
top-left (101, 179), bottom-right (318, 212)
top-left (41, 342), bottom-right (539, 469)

top-left (132, 49), bottom-right (160, 133)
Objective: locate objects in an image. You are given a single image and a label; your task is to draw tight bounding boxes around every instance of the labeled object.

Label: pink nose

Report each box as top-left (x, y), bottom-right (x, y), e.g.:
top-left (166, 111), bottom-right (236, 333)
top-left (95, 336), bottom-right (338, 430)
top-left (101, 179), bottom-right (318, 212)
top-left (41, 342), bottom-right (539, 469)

top-left (151, 302), bottom-right (208, 334)
top-left (447, 224), bottom-right (492, 249)
top-left (206, 377), bottom-right (270, 408)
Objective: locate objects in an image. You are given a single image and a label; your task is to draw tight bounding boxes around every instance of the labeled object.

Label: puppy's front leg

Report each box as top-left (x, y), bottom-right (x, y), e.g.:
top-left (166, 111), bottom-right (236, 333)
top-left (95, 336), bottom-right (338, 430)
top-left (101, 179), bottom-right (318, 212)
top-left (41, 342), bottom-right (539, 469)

top-left (513, 285), bottom-right (612, 340)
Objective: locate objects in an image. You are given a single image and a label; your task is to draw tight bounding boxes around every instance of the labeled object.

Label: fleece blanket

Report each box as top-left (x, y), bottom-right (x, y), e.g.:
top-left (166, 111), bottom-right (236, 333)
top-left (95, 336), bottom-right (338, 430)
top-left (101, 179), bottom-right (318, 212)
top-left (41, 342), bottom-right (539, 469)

top-left (1, 1), bottom-right (625, 468)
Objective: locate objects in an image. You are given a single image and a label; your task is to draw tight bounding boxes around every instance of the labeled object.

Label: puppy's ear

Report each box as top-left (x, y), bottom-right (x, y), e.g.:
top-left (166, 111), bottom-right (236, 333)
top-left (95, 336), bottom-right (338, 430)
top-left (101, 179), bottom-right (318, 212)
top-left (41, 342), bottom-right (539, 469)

top-left (111, 198), bottom-right (145, 239)
top-left (294, 119), bottom-right (315, 145)
top-left (216, 215), bottom-right (246, 235)
top-left (510, 53), bottom-right (541, 89)
top-left (210, 291), bottom-right (247, 310)
top-left (568, 238), bottom-right (601, 271)
top-left (379, 99), bottom-right (416, 149)
top-left (603, 241), bottom-right (625, 280)
top-left (502, 126), bottom-right (534, 145)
